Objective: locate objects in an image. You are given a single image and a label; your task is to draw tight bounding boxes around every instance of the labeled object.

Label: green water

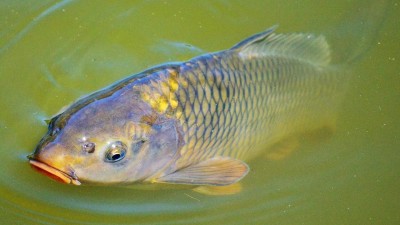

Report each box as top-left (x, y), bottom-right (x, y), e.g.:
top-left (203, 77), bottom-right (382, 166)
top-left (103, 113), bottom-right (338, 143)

top-left (0, 1), bottom-right (399, 224)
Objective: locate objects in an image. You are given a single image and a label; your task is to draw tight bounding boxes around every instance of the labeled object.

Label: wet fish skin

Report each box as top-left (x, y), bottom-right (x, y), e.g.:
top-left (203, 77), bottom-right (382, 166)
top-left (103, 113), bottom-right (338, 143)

top-left (169, 29), bottom-right (345, 170)
top-left (29, 27), bottom-right (347, 186)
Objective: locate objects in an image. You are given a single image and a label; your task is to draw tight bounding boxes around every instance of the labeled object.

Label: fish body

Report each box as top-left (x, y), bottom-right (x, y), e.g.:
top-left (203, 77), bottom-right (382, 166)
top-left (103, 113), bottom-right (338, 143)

top-left (29, 27), bottom-right (347, 187)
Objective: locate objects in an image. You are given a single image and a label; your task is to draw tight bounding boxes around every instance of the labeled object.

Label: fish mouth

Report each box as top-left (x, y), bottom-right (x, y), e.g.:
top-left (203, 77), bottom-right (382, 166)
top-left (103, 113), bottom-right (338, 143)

top-left (29, 159), bottom-right (81, 185)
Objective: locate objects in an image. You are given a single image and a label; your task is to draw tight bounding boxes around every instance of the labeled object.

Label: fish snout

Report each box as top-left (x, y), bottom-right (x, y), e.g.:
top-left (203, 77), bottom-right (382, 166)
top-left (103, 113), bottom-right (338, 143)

top-left (28, 143), bottom-right (81, 185)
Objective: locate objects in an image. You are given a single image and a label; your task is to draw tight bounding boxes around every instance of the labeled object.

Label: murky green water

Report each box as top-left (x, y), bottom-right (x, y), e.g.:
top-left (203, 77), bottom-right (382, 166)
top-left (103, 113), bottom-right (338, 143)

top-left (1, 1), bottom-right (399, 224)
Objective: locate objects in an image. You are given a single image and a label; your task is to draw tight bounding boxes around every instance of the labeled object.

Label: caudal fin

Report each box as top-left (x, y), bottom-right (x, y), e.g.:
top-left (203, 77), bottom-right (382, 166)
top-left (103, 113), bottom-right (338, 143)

top-left (327, 0), bottom-right (393, 65)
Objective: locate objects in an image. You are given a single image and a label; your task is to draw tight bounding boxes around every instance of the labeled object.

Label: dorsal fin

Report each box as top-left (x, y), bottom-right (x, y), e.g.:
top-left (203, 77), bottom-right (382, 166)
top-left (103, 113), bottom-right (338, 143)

top-left (230, 25), bottom-right (278, 50)
top-left (232, 26), bottom-right (331, 66)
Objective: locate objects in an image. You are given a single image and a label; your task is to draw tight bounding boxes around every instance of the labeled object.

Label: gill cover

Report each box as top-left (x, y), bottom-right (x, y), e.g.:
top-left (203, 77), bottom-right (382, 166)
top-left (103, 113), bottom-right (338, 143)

top-left (134, 118), bottom-right (185, 181)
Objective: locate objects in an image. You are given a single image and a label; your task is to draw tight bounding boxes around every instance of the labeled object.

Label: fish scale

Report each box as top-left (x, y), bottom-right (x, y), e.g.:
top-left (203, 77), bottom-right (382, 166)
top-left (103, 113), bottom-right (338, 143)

top-left (172, 49), bottom-right (344, 167)
top-left (29, 27), bottom-right (349, 187)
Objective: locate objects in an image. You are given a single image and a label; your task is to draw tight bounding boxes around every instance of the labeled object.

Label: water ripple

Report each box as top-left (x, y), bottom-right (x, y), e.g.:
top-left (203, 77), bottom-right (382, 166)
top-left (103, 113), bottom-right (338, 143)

top-left (0, 0), bottom-right (74, 57)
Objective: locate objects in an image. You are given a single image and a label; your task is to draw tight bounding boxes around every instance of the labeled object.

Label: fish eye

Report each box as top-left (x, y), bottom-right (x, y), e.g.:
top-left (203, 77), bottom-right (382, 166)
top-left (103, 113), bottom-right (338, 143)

top-left (105, 141), bottom-right (127, 163)
top-left (82, 142), bottom-right (95, 153)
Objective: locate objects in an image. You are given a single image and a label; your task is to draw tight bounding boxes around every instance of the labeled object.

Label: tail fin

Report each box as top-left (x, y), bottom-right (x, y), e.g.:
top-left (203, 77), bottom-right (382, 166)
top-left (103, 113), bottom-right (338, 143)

top-left (326, 0), bottom-right (393, 65)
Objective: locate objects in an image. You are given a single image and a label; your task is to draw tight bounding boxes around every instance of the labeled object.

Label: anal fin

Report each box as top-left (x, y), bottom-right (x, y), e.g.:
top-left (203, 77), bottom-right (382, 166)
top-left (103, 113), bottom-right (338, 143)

top-left (265, 136), bottom-right (300, 160)
top-left (301, 125), bottom-right (336, 143)
top-left (193, 183), bottom-right (242, 195)
top-left (265, 124), bottom-right (336, 160)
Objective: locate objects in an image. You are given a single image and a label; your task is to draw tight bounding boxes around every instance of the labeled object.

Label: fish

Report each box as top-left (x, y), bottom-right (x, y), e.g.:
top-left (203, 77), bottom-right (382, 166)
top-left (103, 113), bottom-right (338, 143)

top-left (28, 26), bottom-right (348, 193)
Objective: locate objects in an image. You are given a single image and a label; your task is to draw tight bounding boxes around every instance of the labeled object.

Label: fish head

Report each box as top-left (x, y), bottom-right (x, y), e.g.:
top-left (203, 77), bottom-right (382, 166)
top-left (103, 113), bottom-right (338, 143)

top-left (29, 90), bottom-right (184, 185)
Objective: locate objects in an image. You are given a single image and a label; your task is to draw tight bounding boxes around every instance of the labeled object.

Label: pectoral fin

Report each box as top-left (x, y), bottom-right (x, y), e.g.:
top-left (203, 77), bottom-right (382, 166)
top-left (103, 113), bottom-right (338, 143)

top-left (156, 157), bottom-right (249, 186)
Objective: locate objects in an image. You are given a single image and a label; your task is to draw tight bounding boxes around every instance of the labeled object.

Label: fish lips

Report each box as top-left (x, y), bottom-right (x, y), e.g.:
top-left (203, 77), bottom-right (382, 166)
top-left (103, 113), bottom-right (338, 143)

top-left (28, 155), bottom-right (81, 185)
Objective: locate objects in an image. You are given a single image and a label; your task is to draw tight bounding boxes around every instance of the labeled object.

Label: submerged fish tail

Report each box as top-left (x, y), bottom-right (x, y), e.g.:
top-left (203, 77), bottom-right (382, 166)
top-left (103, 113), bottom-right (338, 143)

top-left (327, 0), bottom-right (392, 65)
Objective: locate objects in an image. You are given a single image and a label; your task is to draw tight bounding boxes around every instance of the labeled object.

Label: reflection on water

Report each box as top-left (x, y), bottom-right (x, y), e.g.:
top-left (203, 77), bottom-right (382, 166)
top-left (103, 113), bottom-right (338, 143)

top-left (0, 1), bottom-right (399, 224)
